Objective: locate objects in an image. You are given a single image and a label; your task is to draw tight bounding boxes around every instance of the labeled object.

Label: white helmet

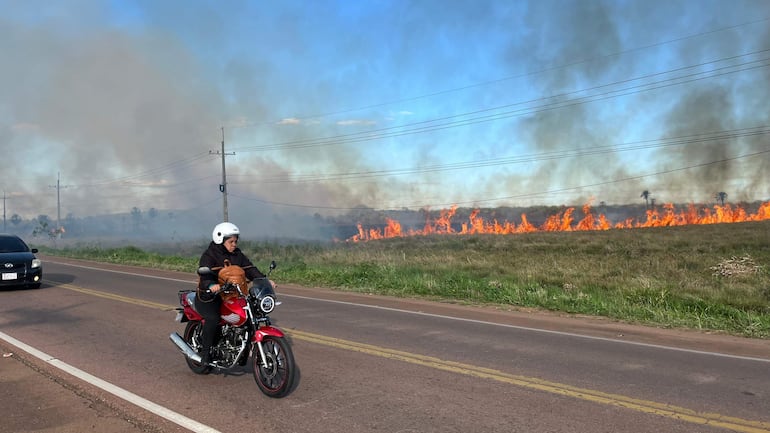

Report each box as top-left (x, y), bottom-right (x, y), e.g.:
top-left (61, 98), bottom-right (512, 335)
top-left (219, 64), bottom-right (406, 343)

top-left (212, 222), bottom-right (240, 244)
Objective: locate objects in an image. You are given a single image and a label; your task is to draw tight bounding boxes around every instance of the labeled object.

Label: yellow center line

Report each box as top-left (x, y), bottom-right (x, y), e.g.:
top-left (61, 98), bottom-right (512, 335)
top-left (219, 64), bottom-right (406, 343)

top-left (55, 280), bottom-right (770, 433)
top-left (53, 281), bottom-right (176, 311)
top-left (288, 329), bottom-right (770, 433)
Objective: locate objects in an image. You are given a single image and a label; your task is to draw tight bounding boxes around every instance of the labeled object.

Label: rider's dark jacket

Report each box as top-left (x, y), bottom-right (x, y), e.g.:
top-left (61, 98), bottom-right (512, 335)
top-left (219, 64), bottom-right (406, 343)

top-left (197, 241), bottom-right (265, 302)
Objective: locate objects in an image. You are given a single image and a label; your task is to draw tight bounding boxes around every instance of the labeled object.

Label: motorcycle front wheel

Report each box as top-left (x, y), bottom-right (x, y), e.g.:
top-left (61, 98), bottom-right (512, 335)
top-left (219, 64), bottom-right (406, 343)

top-left (183, 321), bottom-right (212, 374)
top-left (252, 336), bottom-right (295, 398)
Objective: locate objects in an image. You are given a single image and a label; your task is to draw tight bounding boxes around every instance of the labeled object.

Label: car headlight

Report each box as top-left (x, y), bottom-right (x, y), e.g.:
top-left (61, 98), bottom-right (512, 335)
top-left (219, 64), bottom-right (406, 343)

top-left (31, 259), bottom-right (42, 269)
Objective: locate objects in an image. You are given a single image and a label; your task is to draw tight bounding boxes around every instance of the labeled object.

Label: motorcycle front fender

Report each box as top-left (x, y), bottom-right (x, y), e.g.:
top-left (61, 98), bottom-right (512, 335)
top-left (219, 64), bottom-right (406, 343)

top-left (252, 326), bottom-right (285, 342)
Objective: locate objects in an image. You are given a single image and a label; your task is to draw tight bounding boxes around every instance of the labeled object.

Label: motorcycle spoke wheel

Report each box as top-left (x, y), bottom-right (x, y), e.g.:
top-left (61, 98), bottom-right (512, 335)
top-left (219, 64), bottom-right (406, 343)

top-left (252, 336), bottom-right (295, 398)
top-left (183, 321), bottom-right (211, 374)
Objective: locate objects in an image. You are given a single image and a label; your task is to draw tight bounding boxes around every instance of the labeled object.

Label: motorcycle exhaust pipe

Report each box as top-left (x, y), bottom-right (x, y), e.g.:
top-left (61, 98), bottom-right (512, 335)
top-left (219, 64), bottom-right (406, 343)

top-left (169, 332), bottom-right (202, 363)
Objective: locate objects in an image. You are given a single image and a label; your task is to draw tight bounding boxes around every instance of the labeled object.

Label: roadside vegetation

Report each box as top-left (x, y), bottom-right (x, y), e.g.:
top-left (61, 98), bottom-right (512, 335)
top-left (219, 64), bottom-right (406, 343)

top-left (36, 220), bottom-right (770, 338)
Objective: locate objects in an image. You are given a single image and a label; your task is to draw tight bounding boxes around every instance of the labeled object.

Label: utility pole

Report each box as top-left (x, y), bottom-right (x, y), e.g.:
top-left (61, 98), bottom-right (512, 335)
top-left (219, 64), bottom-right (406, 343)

top-left (210, 127), bottom-right (235, 222)
top-left (48, 172), bottom-right (69, 237)
top-left (55, 172), bottom-right (62, 230)
top-left (2, 190), bottom-right (6, 232)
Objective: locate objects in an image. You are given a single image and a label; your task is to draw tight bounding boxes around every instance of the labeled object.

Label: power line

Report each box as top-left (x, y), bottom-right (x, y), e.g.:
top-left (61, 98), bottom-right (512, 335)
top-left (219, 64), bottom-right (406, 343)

top-left (26, 65), bottom-right (768, 217)
top-left (228, 126), bottom-right (770, 184)
top-left (72, 152), bottom-right (213, 188)
top-left (63, 123), bottom-right (770, 211)
top-left (231, 49), bottom-right (770, 153)
top-left (226, 148), bottom-right (770, 211)
top-left (224, 16), bottom-right (770, 129)
top-left (38, 24), bottom-right (770, 192)
top-left (24, 17), bottom-right (769, 213)
top-left (72, 49), bottom-right (768, 198)
top-left (443, 149), bottom-right (770, 208)
top-left (67, 46), bottom-right (769, 191)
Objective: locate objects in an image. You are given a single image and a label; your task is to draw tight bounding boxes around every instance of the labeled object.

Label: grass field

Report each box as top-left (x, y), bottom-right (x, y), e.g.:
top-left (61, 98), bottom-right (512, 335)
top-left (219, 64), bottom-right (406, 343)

top-left (37, 220), bottom-right (770, 338)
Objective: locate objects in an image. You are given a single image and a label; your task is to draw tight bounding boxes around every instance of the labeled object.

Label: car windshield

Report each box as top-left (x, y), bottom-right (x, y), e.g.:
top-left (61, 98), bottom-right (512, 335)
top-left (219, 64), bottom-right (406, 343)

top-left (0, 236), bottom-right (30, 253)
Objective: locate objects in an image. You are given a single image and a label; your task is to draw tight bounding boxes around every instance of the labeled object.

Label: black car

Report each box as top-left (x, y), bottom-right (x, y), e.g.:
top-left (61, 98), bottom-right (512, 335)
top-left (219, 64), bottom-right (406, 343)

top-left (0, 234), bottom-right (42, 289)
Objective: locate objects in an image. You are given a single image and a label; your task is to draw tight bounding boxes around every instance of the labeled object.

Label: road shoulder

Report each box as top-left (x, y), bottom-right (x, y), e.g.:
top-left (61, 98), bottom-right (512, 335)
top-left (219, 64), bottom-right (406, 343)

top-left (0, 341), bottom-right (164, 433)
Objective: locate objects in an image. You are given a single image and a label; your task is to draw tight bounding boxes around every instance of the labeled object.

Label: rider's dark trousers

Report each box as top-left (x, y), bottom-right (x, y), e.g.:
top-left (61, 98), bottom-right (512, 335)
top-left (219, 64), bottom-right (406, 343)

top-left (194, 296), bottom-right (222, 352)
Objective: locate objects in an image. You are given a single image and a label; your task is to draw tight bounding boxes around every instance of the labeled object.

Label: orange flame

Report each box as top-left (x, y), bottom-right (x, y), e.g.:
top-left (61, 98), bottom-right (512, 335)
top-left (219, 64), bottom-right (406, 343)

top-left (346, 200), bottom-right (770, 242)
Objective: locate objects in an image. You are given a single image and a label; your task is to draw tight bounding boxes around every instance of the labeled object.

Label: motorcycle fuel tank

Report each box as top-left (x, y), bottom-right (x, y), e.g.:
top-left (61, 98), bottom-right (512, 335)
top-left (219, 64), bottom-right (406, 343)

top-left (220, 297), bottom-right (248, 326)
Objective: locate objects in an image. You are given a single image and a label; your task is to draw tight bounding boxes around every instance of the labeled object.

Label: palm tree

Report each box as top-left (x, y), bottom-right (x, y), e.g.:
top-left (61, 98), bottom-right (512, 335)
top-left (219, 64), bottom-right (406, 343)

top-left (716, 191), bottom-right (728, 206)
top-left (640, 190), bottom-right (650, 209)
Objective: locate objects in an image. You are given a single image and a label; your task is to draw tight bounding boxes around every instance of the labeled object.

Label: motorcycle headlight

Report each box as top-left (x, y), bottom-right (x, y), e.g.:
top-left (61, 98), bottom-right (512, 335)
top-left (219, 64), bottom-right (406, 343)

top-left (259, 295), bottom-right (275, 314)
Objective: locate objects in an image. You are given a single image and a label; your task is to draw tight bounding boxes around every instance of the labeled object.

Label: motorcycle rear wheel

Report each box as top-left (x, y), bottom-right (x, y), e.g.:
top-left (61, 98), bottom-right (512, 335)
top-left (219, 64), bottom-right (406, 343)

top-left (252, 336), bottom-right (295, 398)
top-left (183, 321), bottom-right (212, 374)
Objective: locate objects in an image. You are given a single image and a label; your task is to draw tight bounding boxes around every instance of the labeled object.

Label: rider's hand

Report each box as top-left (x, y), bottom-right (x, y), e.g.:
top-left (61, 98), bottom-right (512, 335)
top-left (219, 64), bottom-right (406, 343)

top-left (269, 279), bottom-right (277, 289)
top-left (209, 284), bottom-right (221, 293)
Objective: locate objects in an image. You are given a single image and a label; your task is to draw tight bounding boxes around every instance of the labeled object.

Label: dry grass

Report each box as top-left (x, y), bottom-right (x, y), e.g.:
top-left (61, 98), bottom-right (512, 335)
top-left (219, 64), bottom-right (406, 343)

top-left (39, 220), bottom-right (770, 337)
top-left (710, 255), bottom-right (762, 277)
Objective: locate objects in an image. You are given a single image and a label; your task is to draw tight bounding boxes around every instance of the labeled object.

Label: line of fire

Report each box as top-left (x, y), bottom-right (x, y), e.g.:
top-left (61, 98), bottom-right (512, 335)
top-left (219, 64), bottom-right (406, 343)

top-left (345, 200), bottom-right (770, 242)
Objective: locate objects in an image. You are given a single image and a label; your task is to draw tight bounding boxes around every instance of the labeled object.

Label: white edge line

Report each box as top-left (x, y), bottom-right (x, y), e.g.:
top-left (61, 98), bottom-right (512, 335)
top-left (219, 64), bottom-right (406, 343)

top-left (286, 294), bottom-right (770, 364)
top-left (0, 330), bottom-right (221, 433)
top-left (45, 260), bottom-right (197, 283)
top-left (47, 260), bottom-right (770, 363)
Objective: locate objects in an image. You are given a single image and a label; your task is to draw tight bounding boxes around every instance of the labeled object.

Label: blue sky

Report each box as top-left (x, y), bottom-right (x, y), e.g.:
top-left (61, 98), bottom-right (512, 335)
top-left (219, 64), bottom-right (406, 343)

top-left (2, 0), bottom-right (769, 232)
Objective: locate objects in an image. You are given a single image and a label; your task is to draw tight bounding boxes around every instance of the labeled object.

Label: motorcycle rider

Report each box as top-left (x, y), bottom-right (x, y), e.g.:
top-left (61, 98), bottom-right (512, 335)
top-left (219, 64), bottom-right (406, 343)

top-left (196, 221), bottom-right (270, 365)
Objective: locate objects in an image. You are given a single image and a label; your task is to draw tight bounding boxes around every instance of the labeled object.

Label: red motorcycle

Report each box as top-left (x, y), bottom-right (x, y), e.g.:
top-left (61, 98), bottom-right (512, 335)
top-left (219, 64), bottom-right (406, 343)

top-left (169, 261), bottom-right (296, 398)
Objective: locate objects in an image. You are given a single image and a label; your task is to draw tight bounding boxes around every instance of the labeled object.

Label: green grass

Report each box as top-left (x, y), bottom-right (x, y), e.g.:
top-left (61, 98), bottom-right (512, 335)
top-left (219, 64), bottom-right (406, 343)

top-left (36, 220), bottom-right (770, 338)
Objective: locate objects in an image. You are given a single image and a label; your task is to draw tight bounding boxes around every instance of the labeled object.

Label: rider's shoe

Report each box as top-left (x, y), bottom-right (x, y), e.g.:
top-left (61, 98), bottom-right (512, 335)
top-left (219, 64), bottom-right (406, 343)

top-left (200, 349), bottom-right (212, 365)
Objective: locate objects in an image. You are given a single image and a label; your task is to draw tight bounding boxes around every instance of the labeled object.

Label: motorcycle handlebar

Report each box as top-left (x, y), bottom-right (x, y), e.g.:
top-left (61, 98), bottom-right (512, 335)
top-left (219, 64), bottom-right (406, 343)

top-left (199, 260), bottom-right (277, 294)
top-left (205, 282), bottom-right (239, 294)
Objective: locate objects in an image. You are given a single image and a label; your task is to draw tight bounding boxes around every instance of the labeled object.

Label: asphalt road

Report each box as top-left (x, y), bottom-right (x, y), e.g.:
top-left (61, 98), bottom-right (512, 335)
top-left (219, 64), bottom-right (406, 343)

top-left (1, 255), bottom-right (769, 433)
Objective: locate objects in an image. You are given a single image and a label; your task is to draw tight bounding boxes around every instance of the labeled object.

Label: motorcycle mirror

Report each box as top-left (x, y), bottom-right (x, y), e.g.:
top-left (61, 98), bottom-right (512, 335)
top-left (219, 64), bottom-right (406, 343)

top-left (197, 266), bottom-right (213, 276)
top-left (269, 260), bottom-right (277, 271)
